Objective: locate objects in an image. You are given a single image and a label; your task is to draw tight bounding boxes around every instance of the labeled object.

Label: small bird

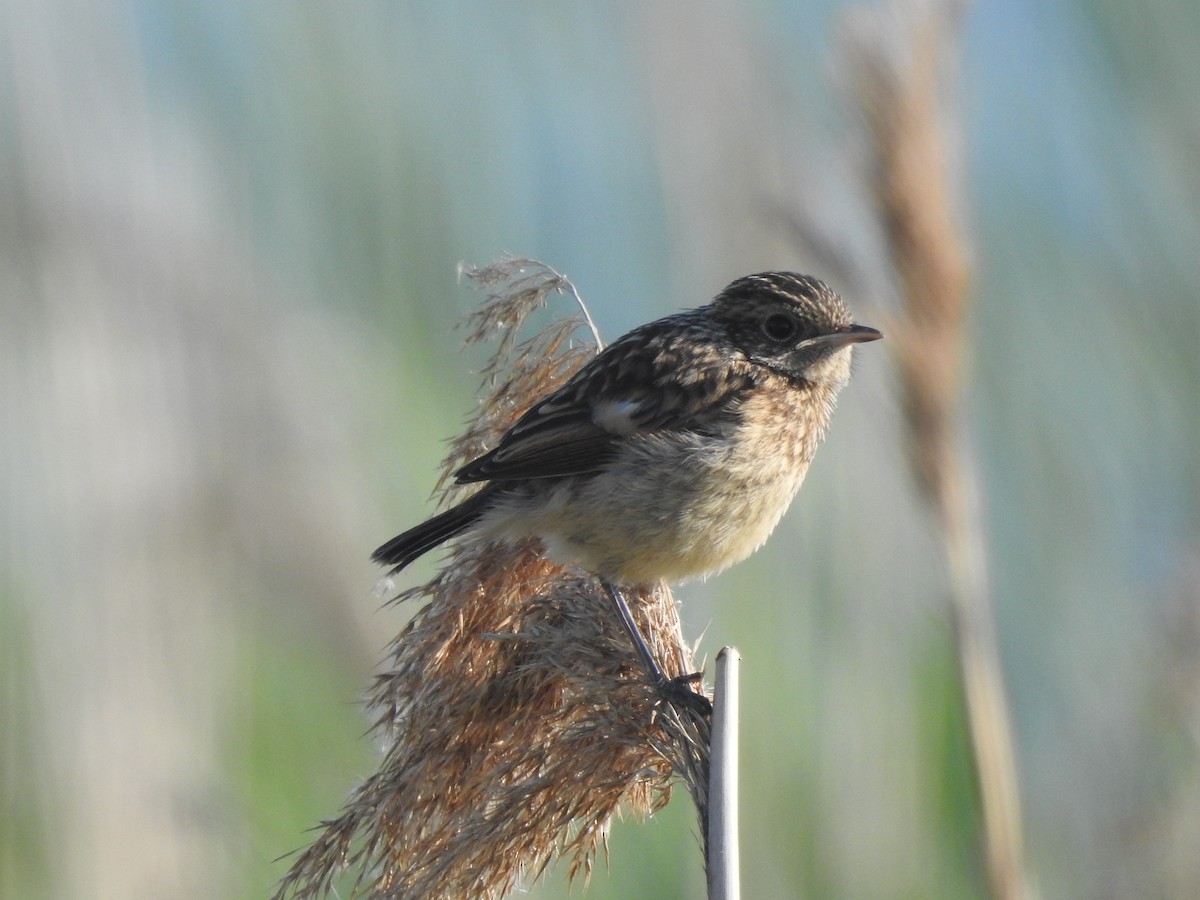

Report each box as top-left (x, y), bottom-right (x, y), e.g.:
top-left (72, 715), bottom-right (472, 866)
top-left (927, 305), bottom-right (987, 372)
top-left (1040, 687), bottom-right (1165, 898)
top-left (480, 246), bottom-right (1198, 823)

top-left (375, 272), bottom-right (881, 697)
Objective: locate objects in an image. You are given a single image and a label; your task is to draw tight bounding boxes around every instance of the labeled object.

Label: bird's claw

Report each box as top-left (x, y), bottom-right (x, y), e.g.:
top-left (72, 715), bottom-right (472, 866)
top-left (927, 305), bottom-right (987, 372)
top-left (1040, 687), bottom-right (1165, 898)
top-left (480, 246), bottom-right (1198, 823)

top-left (656, 671), bottom-right (712, 716)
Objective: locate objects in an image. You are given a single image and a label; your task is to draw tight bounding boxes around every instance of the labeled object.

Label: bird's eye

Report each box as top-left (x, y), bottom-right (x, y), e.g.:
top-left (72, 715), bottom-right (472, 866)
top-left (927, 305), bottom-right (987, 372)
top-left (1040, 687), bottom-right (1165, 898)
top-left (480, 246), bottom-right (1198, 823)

top-left (761, 312), bottom-right (799, 342)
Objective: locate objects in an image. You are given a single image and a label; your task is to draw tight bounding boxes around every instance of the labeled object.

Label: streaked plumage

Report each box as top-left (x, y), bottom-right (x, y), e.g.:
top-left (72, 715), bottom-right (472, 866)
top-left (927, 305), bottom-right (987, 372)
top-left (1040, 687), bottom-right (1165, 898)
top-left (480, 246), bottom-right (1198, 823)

top-left (374, 272), bottom-right (881, 584)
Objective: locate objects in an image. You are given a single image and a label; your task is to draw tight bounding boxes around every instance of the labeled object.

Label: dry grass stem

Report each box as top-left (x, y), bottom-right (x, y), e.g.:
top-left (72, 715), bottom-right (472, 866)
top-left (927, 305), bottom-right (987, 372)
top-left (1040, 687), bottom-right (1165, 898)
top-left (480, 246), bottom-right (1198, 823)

top-left (843, 5), bottom-right (1030, 899)
top-left (273, 258), bottom-right (711, 900)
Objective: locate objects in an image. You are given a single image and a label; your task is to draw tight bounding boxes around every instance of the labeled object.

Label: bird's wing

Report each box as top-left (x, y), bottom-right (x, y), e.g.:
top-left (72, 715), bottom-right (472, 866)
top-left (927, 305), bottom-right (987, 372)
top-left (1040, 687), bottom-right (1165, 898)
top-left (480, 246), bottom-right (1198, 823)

top-left (454, 395), bottom-right (622, 482)
top-left (455, 334), bottom-right (757, 484)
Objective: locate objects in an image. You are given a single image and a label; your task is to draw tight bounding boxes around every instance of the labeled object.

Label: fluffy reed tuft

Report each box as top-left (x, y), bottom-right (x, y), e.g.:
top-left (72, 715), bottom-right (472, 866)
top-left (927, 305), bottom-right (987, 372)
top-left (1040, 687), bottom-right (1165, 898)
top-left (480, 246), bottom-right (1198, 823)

top-left (842, 6), bottom-right (1029, 899)
top-left (273, 258), bottom-right (710, 900)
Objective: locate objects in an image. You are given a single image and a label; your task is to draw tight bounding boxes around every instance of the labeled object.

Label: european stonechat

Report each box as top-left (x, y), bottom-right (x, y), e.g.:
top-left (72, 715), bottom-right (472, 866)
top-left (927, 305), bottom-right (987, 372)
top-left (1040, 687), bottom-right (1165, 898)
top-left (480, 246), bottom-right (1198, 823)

top-left (374, 272), bottom-right (881, 696)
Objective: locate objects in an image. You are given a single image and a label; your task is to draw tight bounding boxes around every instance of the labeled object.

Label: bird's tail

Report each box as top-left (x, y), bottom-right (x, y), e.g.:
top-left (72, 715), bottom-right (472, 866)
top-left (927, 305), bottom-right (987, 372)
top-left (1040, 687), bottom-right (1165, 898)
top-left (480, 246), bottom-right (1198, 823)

top-left (372, 487), bottom-right (497, 574)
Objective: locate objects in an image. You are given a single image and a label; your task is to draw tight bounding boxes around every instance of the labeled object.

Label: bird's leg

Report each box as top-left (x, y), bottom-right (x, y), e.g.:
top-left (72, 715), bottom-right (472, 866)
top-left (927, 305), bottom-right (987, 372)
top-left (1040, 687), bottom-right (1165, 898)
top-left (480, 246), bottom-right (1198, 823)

top-left (602, 579), bottom-right (667, 684)
top-left (602, 580), bottom-right (711, 715)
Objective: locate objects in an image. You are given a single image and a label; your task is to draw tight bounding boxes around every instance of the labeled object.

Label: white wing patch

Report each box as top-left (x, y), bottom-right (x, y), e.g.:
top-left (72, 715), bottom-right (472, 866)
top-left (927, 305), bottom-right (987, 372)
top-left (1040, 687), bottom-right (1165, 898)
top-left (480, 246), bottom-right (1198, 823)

top-left (591, 399), bottom-right (643, 435)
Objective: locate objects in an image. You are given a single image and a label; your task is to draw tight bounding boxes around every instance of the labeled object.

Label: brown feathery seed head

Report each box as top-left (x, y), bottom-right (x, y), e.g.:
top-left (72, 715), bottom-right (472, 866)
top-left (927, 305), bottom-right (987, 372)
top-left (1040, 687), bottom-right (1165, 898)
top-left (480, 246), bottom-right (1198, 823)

top-left (275, 260), bottom-right (709, 900)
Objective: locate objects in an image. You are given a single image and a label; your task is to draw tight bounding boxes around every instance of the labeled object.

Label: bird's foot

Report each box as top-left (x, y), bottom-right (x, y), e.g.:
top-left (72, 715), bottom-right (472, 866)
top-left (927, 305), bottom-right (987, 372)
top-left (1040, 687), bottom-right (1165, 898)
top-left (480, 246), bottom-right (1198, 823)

top-left (655, 671), bottom-right (712, 717)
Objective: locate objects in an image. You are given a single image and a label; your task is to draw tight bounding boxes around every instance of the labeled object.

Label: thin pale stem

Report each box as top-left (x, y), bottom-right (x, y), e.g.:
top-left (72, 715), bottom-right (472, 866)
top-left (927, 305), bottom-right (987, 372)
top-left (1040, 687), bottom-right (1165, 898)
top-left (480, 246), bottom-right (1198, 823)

top-left (938, 453), bottom-right (1029, 900)
top-left (707, 647), bottom-right (741, 900)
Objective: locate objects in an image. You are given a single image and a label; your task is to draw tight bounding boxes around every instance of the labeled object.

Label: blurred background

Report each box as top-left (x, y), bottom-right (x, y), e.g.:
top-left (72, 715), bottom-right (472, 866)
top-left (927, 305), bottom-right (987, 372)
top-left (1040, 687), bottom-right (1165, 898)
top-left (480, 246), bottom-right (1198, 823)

top-left (2, 1), bottom-right (1198, 898)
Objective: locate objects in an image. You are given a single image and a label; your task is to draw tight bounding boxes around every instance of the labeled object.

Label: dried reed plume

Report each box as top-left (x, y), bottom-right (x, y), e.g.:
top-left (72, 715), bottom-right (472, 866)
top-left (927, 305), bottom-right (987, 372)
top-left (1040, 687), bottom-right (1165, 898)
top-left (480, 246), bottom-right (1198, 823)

top-left (842, 4), bottom-right (1030, 899)
top-left (273, 259), bottom-right (711, 900)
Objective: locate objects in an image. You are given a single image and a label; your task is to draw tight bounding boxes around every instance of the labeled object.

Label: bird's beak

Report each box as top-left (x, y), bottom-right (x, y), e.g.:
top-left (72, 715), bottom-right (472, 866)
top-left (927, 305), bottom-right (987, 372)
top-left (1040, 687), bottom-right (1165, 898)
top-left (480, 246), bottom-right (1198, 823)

top-left (804, 323), bottom-right (883, 350)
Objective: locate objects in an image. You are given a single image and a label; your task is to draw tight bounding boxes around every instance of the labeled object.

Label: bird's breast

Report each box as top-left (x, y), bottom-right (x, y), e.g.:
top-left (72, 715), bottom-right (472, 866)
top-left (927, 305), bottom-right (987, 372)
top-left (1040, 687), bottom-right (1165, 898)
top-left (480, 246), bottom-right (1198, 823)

top-left (515, 382), bottom-right (835, 584)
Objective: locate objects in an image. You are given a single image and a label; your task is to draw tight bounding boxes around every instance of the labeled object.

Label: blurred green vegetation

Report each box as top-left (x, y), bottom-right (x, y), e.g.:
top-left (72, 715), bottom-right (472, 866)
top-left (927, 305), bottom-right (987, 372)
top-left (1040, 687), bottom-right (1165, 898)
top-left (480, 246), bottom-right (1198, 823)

top-left (2, 1), bottom-right (1198, 898)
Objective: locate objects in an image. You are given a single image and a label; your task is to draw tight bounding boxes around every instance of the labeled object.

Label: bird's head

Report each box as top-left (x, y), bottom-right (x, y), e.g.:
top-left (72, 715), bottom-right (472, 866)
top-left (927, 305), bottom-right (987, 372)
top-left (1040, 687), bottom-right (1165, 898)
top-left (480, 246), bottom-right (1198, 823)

top-left (708, 272), bottom-right (882, 388)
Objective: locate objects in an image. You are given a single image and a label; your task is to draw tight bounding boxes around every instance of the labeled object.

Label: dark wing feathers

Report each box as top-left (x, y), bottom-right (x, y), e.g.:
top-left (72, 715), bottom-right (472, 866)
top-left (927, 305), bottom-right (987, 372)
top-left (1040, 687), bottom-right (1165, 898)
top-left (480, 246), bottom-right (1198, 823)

top-left (455, 404), bottom-right (619, 482)
top-left (371, 485), bottom-right (498, 572)
top-left (454, 319), bottom-right (758, 485)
